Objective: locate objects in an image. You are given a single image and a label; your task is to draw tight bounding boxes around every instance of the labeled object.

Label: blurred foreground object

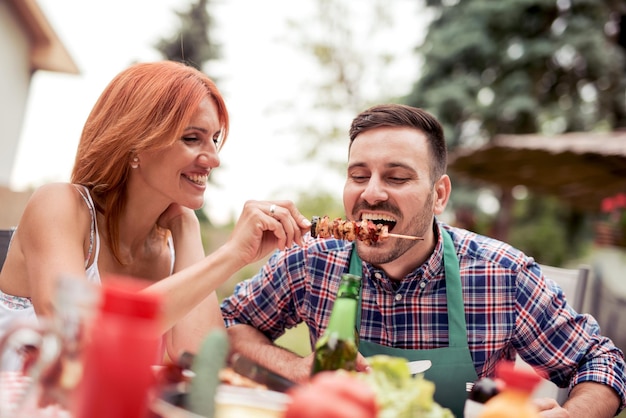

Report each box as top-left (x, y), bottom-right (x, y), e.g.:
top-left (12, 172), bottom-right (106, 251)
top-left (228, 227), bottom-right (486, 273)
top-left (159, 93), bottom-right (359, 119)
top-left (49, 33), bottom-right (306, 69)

top-left (352, 355), bottom-right (453, 418)
top-left (478, 361), bottom-right (542, 418)
top-left (285, 371), bottom-right (377, 418)
top-left (71, 275), bottom-right (162, 418)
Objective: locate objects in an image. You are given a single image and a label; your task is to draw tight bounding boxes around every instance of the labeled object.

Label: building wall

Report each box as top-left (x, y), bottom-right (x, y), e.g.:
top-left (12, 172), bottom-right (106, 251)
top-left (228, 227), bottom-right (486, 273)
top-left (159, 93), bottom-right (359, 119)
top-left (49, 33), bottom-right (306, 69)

top-left (0, 1), bottom-right (32, 188)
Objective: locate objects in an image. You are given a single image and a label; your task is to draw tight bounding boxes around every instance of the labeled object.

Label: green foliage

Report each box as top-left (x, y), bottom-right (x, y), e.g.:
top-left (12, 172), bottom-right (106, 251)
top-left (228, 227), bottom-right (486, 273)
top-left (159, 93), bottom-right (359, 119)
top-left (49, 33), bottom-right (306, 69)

top-left (406, 0), bottom-right (626, 262)
top-left (508, 196), bottom-right (577, 266)
top-left (275, 322), bottom-right (313, 357)
top-left (407, 0), bottom-right (626, 144)
top-left (295, 190), bottom-right (345, 221)
top-left (284, 0), bottom-right (418, 175)
top-left (154, 0), bottom-right (221, 73)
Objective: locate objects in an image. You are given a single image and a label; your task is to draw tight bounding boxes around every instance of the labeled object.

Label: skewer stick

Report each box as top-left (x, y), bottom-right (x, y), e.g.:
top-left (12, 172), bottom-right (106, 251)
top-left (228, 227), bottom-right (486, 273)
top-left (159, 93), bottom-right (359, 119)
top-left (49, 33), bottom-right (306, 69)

top-left (387, 233), bottom-right (424, 241)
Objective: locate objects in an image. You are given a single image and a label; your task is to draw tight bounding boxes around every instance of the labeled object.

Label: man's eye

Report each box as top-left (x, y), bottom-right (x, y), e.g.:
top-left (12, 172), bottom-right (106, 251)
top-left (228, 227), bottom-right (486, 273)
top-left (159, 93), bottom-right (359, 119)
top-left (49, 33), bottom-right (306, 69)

top-left (351, 175), bottom-right (369, 183)
top-left (389, 177), bottom-right (409, 184)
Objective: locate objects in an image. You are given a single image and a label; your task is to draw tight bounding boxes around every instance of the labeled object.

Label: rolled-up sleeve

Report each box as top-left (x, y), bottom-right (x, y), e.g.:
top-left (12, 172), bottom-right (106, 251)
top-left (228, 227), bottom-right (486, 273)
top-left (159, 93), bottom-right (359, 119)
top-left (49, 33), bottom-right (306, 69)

top-left (514, 263), bottom-right (626, 412)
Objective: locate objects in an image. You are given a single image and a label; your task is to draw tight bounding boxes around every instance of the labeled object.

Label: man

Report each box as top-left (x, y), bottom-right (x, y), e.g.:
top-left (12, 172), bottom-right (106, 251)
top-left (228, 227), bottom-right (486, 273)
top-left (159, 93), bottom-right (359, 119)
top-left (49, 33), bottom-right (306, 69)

top-left (221, 104), bottom-right (625, 417)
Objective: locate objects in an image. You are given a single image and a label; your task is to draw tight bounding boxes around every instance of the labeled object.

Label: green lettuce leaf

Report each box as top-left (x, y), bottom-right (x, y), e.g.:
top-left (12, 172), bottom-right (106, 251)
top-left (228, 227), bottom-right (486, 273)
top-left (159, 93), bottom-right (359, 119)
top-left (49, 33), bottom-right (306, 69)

top-left (349, 355), bottom-right (454, 418)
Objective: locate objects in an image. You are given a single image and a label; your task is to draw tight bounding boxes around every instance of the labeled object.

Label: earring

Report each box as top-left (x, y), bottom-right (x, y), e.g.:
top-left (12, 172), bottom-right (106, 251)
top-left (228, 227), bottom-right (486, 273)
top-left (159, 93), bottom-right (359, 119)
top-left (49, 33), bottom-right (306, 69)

top-left (130, 157), bottom-right (139, 169)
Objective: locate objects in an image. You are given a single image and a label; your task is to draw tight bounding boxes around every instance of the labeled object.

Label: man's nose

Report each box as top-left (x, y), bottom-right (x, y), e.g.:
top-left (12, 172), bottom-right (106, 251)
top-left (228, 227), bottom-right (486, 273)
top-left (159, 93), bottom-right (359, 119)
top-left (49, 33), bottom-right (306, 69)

top-left (361, 177), bottom-right (387, 204)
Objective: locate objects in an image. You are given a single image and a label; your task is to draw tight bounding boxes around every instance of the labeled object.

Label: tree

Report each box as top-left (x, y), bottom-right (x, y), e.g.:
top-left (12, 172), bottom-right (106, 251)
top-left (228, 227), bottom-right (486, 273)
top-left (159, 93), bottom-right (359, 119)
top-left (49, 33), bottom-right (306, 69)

top-left (405, 0), bottom-right (626, 263)
top-left (408, 0), bottom-right (626, 144)
top-left (154, 0), bottom-right (220, 73)
top-left (283, 0), bottom-right (424, 193)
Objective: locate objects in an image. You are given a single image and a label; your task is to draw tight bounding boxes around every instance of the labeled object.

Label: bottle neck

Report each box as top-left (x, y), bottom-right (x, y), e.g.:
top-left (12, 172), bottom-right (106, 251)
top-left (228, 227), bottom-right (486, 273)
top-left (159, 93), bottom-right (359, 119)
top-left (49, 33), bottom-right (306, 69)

top-left (325, 296), bottom-right (357, 341)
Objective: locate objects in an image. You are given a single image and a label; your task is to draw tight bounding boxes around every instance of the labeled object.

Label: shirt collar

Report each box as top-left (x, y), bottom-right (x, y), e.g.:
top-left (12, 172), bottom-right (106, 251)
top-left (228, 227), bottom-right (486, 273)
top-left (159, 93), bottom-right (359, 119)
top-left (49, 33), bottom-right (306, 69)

top-left (362, 219), bottom-right (447, 284)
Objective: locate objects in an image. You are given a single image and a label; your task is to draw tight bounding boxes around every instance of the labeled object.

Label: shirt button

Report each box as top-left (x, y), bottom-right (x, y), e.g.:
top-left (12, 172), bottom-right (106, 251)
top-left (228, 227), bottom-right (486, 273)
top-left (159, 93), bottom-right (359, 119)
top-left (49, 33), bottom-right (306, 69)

top-left (374, 272), bottom-right (382, 279)
top-left (395, 294), bottom-right (403, 301)
top-left (420, 281), bottom-right (426, 289)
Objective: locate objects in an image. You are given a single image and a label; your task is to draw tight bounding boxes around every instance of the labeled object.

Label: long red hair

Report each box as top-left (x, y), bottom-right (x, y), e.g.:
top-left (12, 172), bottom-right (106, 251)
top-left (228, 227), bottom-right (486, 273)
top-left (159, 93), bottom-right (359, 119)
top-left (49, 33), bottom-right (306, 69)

top-left (71, 61), bottom-right (229, 262)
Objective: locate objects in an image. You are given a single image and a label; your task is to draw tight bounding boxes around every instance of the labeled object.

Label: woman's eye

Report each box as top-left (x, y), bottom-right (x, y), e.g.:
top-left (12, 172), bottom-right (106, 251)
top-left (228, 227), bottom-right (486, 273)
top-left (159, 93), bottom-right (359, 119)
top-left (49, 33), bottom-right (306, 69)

top-left (182, 136), bottom-right (200, 144)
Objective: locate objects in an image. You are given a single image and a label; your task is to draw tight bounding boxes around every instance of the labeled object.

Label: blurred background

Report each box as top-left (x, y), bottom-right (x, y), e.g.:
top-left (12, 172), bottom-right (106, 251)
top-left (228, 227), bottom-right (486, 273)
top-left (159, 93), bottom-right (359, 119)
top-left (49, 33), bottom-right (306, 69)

top-left (1, 0), bottom-right (625, 362)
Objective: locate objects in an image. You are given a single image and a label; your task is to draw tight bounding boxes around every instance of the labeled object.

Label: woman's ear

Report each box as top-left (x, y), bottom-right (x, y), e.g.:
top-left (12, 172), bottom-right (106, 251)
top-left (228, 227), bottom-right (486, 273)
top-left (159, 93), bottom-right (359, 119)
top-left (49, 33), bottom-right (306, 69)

top-left (433, 174), bottom-right (451, 215)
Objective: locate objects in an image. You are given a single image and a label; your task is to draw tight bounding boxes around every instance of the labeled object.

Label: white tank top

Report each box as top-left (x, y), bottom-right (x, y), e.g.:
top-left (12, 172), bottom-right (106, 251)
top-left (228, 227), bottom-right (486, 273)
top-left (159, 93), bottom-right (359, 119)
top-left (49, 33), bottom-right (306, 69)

top-left (0, 185), bottom-right (175, 369)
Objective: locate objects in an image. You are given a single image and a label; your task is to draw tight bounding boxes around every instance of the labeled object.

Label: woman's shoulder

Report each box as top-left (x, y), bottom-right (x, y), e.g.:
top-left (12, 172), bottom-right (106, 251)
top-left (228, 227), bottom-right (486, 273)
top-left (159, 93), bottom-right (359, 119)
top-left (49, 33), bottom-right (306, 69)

top-left (22, 183), bottom-right (91, 222)
top-left (29, 182), bottom-right (88, 201)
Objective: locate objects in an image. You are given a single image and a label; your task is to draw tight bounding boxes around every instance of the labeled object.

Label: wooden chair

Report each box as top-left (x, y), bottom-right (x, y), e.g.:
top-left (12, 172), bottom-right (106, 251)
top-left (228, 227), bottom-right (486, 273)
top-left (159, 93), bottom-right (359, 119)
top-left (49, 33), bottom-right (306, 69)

top-left (0, 228), bottom-right (15, 272)
top-left (516, 263), bottom-right (590, 405)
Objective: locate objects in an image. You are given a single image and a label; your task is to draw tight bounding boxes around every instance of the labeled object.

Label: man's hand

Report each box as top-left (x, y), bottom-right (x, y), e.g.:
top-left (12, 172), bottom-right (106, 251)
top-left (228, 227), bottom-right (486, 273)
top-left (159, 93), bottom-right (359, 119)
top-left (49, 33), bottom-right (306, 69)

top-left (532, 397), bottom-right (569, 417)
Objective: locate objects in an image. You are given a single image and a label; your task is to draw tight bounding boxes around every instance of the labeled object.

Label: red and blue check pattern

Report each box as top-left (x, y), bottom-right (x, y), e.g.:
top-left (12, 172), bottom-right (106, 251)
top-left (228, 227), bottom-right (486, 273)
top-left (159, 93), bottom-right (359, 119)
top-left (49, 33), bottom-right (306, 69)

top-left (221, 221), bottom-right (626, 411)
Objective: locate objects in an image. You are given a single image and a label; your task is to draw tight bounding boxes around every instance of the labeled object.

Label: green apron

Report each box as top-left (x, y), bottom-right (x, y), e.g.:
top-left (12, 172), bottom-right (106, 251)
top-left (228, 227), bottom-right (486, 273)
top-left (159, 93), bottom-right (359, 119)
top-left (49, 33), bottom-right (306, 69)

top-left (351, 229), bottom-right (478, 418)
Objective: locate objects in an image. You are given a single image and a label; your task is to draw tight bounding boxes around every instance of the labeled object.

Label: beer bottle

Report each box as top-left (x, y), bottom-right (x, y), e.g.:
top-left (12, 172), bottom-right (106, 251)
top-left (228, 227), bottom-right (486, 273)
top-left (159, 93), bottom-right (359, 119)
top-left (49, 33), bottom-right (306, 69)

top-left (311, 273), bottom-right (361, 375)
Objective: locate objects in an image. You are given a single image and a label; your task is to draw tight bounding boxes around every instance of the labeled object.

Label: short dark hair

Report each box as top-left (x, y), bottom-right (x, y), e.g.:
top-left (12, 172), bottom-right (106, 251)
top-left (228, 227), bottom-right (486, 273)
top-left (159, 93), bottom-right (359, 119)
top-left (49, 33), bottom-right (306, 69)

top-left (349, 104), bottom-right (447, 183)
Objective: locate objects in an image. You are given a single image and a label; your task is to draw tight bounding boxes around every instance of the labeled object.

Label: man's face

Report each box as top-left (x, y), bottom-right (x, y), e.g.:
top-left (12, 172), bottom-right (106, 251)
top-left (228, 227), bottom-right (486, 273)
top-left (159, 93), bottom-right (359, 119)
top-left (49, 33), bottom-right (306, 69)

top-left (343, 126), bottom-right (441, 265)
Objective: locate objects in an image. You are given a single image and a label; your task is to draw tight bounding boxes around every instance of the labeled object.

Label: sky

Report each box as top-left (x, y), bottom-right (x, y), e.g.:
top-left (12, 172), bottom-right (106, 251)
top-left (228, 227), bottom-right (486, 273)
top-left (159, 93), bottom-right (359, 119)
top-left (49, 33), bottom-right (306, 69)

top-left (12, 0), bottom-right (423, 225)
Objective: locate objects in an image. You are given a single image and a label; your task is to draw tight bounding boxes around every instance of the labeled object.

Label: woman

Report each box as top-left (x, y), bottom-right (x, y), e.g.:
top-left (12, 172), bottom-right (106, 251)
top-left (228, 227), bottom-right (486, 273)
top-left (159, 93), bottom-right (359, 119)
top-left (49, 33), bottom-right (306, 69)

top-left (0, 61), bottom-right (310, 361)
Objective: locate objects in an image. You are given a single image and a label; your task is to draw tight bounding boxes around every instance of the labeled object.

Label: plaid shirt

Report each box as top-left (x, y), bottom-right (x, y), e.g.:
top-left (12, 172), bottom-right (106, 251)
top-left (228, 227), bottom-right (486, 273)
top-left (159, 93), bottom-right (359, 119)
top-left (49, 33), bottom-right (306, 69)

top-left (221, 221), bottom-right (626, 410)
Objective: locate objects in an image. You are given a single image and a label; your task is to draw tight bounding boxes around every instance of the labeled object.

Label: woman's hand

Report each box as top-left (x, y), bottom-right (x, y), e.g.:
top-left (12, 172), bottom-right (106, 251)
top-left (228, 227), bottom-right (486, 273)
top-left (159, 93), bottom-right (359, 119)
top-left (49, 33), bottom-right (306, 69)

top-left (226, 200), bottom-right (311, 265)
top-left (157, 204), bottom-right (199, 233)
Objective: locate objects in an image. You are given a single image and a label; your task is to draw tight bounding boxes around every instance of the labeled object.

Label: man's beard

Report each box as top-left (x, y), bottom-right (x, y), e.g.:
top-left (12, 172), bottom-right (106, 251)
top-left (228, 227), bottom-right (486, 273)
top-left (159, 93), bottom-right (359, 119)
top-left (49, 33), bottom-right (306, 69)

top-left (356, 193), bottom-right (434, 266)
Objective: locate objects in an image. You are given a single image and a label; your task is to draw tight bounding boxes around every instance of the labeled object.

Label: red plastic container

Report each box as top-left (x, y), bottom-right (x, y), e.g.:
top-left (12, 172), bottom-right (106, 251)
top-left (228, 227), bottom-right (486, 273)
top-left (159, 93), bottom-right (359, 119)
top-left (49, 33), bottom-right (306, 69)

top-left (71, 276), bottom-right (162, 418)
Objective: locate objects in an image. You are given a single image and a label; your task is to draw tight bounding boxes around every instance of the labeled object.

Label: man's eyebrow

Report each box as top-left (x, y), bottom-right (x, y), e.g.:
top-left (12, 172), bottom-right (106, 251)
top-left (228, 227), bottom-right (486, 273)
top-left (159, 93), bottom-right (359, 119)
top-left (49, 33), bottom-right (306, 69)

top-left (347, 162), bottom-right (415, 170)
top-left (347, 162), bottom-right (367, 169)
top-left (386, 162), bottom-right (414, 170)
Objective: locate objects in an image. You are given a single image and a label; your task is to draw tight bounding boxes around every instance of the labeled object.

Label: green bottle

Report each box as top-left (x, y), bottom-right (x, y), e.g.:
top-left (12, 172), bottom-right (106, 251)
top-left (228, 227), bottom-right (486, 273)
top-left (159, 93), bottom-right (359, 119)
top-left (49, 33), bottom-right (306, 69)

top-left (311, 273), bottom-right (361, 375)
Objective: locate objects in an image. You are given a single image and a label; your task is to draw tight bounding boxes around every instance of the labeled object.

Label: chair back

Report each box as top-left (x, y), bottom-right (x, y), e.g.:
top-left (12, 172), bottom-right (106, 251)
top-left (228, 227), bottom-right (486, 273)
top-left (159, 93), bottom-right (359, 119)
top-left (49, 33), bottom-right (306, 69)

top-left (0, 228), bottom-right (15, 272)
top-left (539, 264), bottom-right (590, 312)
top-left (516, 263), bottom-right (590, 404)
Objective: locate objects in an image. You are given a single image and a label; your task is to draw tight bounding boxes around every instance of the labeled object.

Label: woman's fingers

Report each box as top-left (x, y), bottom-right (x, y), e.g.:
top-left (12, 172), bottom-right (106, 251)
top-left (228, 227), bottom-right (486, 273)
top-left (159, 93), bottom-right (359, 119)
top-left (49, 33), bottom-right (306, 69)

top-left (261, 201), bottom-right (310, 248)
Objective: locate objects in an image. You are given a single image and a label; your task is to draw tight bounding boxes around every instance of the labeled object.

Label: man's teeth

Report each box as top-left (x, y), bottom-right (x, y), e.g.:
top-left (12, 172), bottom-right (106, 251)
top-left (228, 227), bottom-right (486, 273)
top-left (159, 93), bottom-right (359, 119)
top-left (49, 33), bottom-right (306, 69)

top-left (361, 213), bottom-right (395, 223)
top-left (185, 174), bottom-right (208, 185)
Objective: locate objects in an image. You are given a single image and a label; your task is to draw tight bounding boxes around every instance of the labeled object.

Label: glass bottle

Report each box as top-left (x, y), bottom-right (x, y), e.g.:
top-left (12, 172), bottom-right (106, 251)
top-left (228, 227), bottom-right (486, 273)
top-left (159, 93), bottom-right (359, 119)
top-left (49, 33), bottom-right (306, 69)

top-left (478, 361), bottom-right (542, 418)
top-left (311, 273), bottom-right (361, 375)
top-left (464, 377), bottom-right (502, 418)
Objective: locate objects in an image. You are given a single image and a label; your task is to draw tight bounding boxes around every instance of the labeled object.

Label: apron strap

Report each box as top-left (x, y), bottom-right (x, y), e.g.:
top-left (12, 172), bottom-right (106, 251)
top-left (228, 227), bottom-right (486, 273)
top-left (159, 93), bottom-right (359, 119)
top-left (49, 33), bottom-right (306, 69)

top-left (441, 229), bottom-right (468, 347)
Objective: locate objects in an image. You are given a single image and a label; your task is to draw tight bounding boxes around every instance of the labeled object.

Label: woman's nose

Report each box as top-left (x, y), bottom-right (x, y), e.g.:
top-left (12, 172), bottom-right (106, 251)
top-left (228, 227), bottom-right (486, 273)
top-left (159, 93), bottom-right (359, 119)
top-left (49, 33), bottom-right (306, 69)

top-left (198, 146), bottom-right (220, 168)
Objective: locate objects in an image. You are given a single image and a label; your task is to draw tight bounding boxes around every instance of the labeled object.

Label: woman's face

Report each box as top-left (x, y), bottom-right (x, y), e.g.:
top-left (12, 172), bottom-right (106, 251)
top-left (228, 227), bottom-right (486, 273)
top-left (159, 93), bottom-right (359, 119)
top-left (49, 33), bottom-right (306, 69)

top-left (135, 97), bottom-right (222, 210)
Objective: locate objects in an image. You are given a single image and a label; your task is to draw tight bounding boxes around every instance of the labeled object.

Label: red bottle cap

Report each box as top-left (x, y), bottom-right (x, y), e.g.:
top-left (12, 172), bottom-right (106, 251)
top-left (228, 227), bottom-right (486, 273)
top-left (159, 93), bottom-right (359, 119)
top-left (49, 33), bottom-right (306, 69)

top-left (101, 275), bottom-right (161, 319)
top-left (495, 361), bottom-right (542, 393)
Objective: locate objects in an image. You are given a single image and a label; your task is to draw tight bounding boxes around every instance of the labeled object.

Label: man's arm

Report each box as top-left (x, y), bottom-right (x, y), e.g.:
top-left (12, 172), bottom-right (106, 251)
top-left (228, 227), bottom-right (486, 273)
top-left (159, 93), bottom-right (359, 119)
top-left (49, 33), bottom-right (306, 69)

top-left (563, 382), bottom-right (621, 418)
top-left (226, 324), bottom-right (314, 383)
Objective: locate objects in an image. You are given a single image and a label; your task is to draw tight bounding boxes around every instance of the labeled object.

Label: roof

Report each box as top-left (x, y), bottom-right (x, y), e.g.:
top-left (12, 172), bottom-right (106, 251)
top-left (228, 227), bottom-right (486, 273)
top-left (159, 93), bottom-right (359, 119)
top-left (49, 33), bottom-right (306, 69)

top-left (6, 0), bottom-right (79, 74)
top-left (448, 131), bottom-right (626, 212)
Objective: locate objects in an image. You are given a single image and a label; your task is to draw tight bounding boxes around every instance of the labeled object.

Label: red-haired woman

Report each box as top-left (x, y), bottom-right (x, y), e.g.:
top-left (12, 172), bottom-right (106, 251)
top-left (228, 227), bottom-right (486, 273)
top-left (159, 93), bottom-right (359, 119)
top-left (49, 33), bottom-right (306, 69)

top-left (0, 61), bottom-right (310, 365)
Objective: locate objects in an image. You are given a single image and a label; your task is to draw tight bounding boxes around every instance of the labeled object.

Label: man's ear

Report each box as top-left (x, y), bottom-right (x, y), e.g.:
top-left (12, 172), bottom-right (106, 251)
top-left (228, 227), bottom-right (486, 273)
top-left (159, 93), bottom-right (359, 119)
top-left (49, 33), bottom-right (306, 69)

top-left (433, 174), bottom-right (451, 215)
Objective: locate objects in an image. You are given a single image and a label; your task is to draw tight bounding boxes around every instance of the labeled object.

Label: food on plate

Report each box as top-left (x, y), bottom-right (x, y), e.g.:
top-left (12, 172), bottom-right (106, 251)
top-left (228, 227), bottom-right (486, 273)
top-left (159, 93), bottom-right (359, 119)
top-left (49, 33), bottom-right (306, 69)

top-left (311, 216), bottom-right (423, 245)
top-left (219, 367), bottom-right (268, 390)
top-left (352, 355), bottom-right (453, 418)
top-left (285, 371), bottom-right (378, 418)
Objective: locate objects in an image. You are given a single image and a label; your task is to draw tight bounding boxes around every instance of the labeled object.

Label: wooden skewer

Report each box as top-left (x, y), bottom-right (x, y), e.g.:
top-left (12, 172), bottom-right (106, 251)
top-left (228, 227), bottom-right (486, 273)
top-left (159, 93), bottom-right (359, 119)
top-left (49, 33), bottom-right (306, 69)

top-left (386, 233), bottom-right (424, 241)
